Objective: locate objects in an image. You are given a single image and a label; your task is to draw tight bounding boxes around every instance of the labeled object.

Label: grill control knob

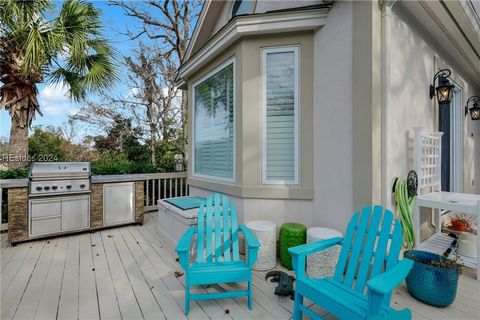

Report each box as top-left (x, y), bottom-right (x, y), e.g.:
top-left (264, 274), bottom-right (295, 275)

top-left (52, 186), bottom-right (58, 190)
top-left (80, 184), bottom-right (86, 188)
top-left (36, 186), bottom-right (42, 191)
top-left (44, 186), bottom-right (50, 191)
top-left (66, 185), bottom-right (72, 189)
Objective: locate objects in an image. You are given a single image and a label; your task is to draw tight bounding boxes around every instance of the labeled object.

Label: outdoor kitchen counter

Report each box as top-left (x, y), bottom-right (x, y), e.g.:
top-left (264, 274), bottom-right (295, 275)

top-left (0, 178), bottom-right (28, 188)
top-left (1, 173), bottom-right (179, 186)
top-left (1, 174), bottom-right (152, 188)
top-left (90, 179), bottom-right (144, 230)
top-left (4, 176), bottom-right (144, 244)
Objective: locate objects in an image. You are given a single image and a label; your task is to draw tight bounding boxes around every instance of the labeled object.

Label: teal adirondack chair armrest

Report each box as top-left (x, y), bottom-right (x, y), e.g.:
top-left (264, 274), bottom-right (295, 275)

top-left (367, 258), bottom-right (413, 295)
top-left (176, 226), bottom-right (196, 271)
top-left (289, 237), bottom-right (343, 276)
top-left (289, 237), bottom-right (343, 257)
top-left (239, 224), bottom-right (260, 267)
top-left (366, 259), bottom-right (413, 318)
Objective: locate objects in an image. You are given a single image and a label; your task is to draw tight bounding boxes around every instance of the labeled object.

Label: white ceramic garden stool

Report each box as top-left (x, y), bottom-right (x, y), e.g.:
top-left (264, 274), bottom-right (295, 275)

top-left (245, 220), bottom-right (276, 271)
top-left (307, 227), bottom-right (343, 278)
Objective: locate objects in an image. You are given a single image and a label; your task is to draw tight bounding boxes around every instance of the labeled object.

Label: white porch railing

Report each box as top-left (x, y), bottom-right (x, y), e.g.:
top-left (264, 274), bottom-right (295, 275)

top-left (143, 172), bottom-right (189, 212)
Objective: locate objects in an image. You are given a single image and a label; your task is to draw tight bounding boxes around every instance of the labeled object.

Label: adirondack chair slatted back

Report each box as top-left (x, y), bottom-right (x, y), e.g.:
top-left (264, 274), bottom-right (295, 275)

top-left (333, 206), bottom-right (403, 294)
top-left (196, 194), bottom-right (240, 263)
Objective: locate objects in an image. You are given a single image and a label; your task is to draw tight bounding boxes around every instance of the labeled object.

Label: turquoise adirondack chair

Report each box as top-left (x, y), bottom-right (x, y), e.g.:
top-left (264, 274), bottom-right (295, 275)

top-left (175, 193), bottom-right (260, 315)
top-left (289, 206), bottom-right (414, 320)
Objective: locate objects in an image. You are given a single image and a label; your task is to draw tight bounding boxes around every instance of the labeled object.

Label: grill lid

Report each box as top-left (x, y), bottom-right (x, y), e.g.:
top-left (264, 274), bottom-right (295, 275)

top-left (29, 162), bottom-right (91, 180)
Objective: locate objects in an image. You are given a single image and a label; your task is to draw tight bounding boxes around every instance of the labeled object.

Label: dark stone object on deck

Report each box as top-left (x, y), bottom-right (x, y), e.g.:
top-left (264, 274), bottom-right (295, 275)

top-left (265, 270), bottom-right (295, 299)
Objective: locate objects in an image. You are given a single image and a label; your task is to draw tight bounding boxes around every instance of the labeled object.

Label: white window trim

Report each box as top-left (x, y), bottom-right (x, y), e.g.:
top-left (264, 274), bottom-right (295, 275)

top-left (192, 57), bottom-right (236, 183)
top-left (450, 85), bottom-right (463, 192)
top-left (261, 46), bottom-right (300, 185)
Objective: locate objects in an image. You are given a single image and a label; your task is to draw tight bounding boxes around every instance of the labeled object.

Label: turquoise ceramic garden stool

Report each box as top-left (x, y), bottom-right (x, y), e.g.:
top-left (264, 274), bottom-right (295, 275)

top-left (279, 223), bottom-right (307, 270)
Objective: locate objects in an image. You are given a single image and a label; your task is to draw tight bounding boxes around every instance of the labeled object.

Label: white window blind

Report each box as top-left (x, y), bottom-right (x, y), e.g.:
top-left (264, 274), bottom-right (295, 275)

top-left (262, 47), bottom-right (298, 184)
top-left (193, 61), bottom-right (234, 180)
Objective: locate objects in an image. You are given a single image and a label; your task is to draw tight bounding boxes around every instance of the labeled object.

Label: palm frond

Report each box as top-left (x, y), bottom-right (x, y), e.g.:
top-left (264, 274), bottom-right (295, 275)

top-left (50, 0), bottom-right (118, 100)
top-left (0, 0), bottom-right (51, 32)
top-left (1, 0), bottom-right (117, 127)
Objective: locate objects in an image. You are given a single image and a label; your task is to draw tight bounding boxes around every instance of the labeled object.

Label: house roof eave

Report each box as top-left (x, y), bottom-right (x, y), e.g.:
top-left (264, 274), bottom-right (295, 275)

top-left (178, 8), bottom-right (329, 83)
top-left (183, 0), bottom-right (211, 63)
top-left (442, 0), bottom-right (480, 60)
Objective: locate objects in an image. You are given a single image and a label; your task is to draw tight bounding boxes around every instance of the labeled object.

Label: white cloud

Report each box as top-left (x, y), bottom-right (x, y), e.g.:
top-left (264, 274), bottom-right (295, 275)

top-left (38, 83), bottom-right (77, 116)
top-left (127, 87), bottom-right (140, 99)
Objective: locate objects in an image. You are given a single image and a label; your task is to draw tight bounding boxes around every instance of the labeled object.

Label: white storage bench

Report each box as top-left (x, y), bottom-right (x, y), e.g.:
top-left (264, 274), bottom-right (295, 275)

top-left (157, 196), bottom-right (204, 250)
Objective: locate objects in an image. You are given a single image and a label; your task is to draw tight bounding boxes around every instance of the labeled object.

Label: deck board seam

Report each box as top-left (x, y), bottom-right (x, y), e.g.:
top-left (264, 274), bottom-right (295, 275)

top-left (124, 226), bottom-right (188, 318)
top-left (98, 231), bottom-right (124, 319)
top-left (125, 225), bottom-right (217, 319)
top-left (29, 239), bottom-right (58, 319)
top-left (109, 228), bottom-right (146, 319)
top-left (89, 232), bottom-right (102, 320)
top-left (10, 241), bottom-right (47, 319)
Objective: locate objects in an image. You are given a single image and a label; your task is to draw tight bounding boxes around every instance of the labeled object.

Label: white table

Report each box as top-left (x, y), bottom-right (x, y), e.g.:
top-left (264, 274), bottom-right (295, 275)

top-left (413, 191), bottom-right (480, 279)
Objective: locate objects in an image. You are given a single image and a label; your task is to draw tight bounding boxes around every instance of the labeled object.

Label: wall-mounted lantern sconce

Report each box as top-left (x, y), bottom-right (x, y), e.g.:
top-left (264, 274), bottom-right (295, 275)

top-left (429, 69), bottom-right (455, 104)
top-left (174, 152), bottom-right (184, 172)
top-left (465, 96), bottom-right (480, 120)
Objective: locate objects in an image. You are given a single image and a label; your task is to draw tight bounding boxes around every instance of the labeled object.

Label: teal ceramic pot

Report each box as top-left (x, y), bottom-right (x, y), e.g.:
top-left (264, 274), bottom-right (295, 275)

top-left (404, 250), bottom-right (459, 307)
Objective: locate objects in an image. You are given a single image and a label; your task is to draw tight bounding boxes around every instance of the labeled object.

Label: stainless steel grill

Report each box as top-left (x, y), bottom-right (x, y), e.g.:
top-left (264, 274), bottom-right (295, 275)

top-left (28, 162), bottom-right (91, 237)
top-left (29, 162), bottom-right (91, 196)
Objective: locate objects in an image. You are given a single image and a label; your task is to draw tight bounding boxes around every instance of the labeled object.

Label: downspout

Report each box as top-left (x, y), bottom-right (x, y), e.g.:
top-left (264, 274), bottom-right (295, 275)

top-left (381, 0), bottom-right (397, 208)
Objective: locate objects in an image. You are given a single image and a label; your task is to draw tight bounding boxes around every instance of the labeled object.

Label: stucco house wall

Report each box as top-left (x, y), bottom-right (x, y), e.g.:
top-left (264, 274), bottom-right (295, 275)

top-left (181, 0), bottom-right (480, 237)
top-left (386, 3), bottom-right (480, 200)
top-left (311, 0), bottom-right (354, 232)
top-left (384, 3), bottom-right (480, 238)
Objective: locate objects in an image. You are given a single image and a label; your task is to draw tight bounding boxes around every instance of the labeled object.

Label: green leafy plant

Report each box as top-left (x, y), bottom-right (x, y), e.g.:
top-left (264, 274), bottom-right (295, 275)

top-left (0, 161), bottom-right (169, 179)
top-left (90, 162), bottom-right (166, 176)
top-left (410, 253), bottom-right (462, 271)
top-left (29, 127), bottom-right (67, 161)
top-left (0, 0), bottom-right (117, 168)
top-left (0, 166), bottom-right (30, 179)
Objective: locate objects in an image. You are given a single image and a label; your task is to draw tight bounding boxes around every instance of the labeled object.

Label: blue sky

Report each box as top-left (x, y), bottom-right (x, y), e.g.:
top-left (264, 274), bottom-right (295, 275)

top-left (0, 1), bottom-right (159, 140)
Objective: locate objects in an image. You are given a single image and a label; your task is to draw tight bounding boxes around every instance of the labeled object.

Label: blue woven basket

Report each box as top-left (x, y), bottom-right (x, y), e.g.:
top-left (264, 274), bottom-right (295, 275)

top-left (404, 250), bottom-right (459, 307)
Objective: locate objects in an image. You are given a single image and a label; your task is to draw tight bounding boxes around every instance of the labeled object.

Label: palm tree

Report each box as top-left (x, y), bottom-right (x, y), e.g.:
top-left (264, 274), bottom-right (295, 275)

top-left (0, 0), bottom-right (117, 168)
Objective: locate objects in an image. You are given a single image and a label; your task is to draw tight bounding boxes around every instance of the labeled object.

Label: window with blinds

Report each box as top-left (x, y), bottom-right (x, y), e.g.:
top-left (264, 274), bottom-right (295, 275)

top-left (262, 47), bottom-right (299, 184)
top-left (193, 60), bottom-right (235, 180)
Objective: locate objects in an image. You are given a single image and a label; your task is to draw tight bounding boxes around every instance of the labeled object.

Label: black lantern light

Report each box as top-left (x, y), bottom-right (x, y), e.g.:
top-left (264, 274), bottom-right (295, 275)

top-left (429, 69), bottom-right (455, 104)
top-left (174, 152), bottom-right (184, 172)
top-left (465, 96), bottom-right (480, 120)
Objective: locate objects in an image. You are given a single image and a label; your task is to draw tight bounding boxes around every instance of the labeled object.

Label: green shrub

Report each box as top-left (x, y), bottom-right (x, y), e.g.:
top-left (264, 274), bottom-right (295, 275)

top-left (0, 166), bottom-right (30, 179)
top-left (91, 162), bottom-right (166, 175)
top-left (0, 162), bottom-right (167, 179)
top-left (29, 127), bottom-right (67, 161)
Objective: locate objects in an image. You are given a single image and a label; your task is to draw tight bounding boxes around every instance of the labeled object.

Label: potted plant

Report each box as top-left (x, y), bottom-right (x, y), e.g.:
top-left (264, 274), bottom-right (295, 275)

top-left (447, 213), bottom-right (476, 234)
top-left (404, 250), bottom-right (461, 307)
top-left (395, 173), bottom-right (462, 307)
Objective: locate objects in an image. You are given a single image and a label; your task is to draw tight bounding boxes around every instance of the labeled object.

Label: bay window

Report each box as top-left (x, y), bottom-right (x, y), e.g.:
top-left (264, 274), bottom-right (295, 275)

top-left (193, 59), bottom-right (235, 180)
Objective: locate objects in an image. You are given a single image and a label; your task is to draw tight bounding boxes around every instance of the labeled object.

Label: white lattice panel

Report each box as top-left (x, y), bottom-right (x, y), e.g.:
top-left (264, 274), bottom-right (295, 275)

top-left (412, 127), bottom-right (443, 191)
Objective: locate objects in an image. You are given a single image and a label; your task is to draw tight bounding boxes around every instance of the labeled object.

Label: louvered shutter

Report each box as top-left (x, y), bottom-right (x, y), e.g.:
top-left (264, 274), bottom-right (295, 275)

top-left (263, 48), bottom-right (298, 184)
top-left (194, 63), bottom-right (234, 180)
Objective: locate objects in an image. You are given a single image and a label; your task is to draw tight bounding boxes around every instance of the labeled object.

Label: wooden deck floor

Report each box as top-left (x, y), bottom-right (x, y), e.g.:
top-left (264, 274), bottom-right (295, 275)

top-left (1, 211), bottom-right (479, 320)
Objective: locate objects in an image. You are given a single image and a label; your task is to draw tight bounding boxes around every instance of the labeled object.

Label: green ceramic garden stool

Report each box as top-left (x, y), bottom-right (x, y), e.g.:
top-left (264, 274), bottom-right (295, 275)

top-left (279, 223), bottom-right (307, 270)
